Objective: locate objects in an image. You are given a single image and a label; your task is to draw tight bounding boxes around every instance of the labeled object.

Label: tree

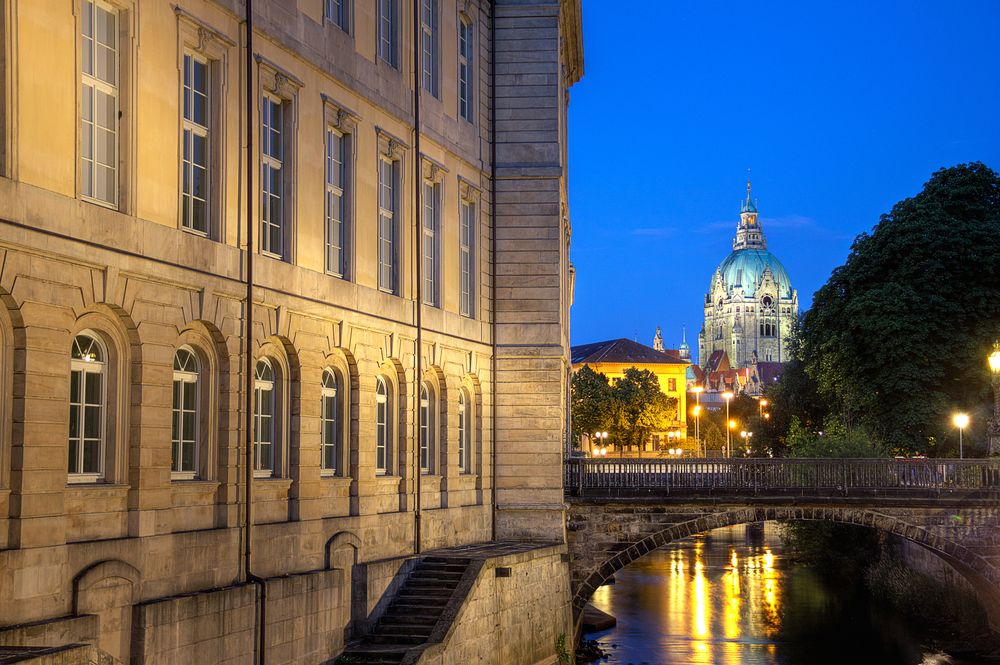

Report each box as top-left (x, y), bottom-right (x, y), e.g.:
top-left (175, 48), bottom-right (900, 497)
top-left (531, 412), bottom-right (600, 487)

top-left (570, 365), bottom-right (613, 446)
top-left (610, 367), bottom-right (677, 451)
top-left (801, 163), bottom-right (1000, 454)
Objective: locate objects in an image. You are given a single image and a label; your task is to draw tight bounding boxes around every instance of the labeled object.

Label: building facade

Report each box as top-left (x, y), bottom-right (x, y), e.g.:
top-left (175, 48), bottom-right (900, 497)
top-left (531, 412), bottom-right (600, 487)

top-left (571, 338), bottom-right (690, 453)
top-left (0, 0), bottom-right (582, 662)
top-left (698, 183), bottom-right (798, 368)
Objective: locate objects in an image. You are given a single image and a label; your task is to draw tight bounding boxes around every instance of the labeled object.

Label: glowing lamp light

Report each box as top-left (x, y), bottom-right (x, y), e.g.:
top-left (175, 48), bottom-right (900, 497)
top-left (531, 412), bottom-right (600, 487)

top-left (728, 420), bottom-right (736, 429)
top-left (989, 341), bottom-right (1000, 374)
top-left (953, 413), bottom-right (970, 429)
top-left (721, 391), bottom-right (734, 401)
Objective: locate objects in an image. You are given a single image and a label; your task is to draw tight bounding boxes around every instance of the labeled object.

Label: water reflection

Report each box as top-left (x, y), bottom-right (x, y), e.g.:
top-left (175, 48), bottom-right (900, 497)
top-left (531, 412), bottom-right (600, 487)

top-left (585, 523), bottom-right (974, 665)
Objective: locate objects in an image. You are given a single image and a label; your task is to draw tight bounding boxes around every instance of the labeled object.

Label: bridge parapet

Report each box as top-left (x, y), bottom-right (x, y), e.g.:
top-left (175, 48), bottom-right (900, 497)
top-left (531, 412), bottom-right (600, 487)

top-left (565, 457), bottom-right (1000, 499)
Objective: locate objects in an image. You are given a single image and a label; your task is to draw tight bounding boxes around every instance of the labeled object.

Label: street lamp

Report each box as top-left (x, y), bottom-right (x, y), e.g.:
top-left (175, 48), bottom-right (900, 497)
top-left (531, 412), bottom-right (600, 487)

top-left (741, 430), bottom-right (754, 456)
top-left (758, 398), bottom-right (768, 419)
top-left (989, 341), bottom-right (1000, 456)
top-left (593, 431), bottom-right (609, 458)
top-left (953, 413), bottom-right (969, 459)
top-left (692, 405), bottom-right (703, 457)
top-left (722, 390), bottom-right (734, 458)
top-left (728, 419), bottom-right (737, 459)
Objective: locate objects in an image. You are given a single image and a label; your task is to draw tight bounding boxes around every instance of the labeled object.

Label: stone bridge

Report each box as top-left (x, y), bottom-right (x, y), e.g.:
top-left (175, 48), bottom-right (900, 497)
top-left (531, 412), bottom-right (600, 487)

top-left (564, 457), bottom-right (1000, 630)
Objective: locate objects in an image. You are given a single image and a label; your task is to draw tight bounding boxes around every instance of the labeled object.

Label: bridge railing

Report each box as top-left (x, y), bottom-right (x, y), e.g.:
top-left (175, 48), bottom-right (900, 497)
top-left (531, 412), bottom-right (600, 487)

top-left (564, 457), bottom-right (1000, 497)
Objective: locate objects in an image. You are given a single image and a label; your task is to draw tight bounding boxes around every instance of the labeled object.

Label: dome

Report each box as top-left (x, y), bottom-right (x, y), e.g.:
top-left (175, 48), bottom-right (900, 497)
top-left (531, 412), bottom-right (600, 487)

top-left (713, 248), bottom-right (793, 299)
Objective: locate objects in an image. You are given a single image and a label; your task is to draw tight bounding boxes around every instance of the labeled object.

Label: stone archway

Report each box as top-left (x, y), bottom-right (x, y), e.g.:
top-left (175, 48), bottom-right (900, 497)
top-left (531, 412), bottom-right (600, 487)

top-left (73, 559), bottom-right (141, 663)
top-left (568, 503), bottom-right (1000, 632)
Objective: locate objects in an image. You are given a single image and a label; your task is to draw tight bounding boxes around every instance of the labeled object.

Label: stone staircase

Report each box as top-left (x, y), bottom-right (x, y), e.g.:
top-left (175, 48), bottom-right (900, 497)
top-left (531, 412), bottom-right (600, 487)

top-left (337, 556), bottom-right (474, 665)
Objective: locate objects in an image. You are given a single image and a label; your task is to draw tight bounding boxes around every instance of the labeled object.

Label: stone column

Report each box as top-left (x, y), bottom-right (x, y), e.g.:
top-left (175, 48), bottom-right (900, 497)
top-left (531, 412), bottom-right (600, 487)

top-left (491, 0), bottom-right (577, 541)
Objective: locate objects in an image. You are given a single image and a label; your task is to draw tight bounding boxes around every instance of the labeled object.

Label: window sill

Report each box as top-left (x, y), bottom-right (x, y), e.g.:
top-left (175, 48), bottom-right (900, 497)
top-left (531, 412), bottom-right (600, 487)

top-left (253, 470), bottom-right (275, 479)
top-left (260, 251), bottom-right (284, 261)
top-left (180, 226), bottom-right (210, 239)
top-left (67, 474), bottom-right (106, 485)
top-left (80, 194), bottom-right (119, 211)
top-left (170, 471), bottom-right (199, 482)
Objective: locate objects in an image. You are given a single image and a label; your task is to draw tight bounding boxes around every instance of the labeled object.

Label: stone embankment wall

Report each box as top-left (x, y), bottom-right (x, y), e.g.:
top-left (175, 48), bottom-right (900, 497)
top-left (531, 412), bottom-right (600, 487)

top-left (418, 545), bottom-right (571, 665)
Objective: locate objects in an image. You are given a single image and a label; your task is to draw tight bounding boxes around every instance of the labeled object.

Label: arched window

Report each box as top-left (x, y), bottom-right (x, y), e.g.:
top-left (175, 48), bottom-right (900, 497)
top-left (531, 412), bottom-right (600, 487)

top-left (321, 369), bottom-right (339, 474)
top-left (69, 333), bottom-right (106, 482)
top-left (375, 376), bottom-right (391, 475)
top-left (420, 383), bottom-right (434, 474)
top-left (457, 389), bottom-right (470, 474)
top-left (172, 347), bottom-right (199, 479)
top-left (254, 359), bottom-right (276, 476)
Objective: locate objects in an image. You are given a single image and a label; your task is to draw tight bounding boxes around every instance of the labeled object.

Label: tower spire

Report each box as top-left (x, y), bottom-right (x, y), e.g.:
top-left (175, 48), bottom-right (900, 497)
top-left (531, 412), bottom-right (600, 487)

top-left (734, 177), bottom-right (765, 250)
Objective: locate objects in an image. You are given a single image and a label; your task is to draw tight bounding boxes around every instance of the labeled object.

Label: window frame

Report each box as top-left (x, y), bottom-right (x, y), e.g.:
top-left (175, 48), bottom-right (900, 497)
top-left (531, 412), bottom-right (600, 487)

top-left (253, 358), bottom-right (276, 478)
top-left (171, 346), bottom-right (200, 480)
top-left (68, 332), bottom-right (108, 483)
top-left (457, 389), bottom-right (470, 474)
top-left (80, 0), bottom-right (121, 209)
top-left (261, 92), bottom-right (284, 259)
top-left (325, 126), bottom-right (349, 278)
top-left (321, 369), bottom-right (340, 476)
top-left (377, 0), bottom-right (398, 68)
top-left (324, 0), bottom-right (350, 33)
top-left (375, 376), bottom-right (391, 475)
top-left (378, 155), bottom-right (399, 294)
top-left (421, 0), bottom-right (439, 97)
top-left (459, 198), bottom-right (475, 318)
top-left (180, 52), bottom-right (210, 236)
top-left (422, 179), bottom-right (440, 306)
top-left (419, 382), bottom-right (434, 474)
top-left (458, 14), bottom-right (474, 122)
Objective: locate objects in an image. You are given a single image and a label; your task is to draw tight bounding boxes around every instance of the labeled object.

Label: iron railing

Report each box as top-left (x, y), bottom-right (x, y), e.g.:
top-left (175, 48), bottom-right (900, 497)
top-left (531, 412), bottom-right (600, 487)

top-left (565, 457), bottom-right (1000, 498)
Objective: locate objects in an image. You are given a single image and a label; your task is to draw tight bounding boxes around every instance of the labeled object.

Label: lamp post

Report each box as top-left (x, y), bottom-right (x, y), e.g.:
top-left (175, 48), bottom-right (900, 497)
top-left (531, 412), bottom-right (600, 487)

top-left (758, 398), bottom-right (768, 419)
top-left (953, 414), bottom-right (969, 459)
top-left (692, 405), bottom-right (702, 457)
top-left (593, 431), bottom-right (609, 458)
top-left (989, 341), bottom-right (1000, 456)
top-left (722, 390), bottom-right (734, 458)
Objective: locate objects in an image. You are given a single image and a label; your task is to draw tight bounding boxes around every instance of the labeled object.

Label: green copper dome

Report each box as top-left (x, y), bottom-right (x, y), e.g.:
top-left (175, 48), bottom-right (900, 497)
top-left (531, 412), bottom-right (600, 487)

top-left (713, 248), bottom-right (792, 299)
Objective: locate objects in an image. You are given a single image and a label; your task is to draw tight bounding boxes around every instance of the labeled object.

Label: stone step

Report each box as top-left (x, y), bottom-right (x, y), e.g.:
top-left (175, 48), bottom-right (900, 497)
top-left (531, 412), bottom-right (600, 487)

top-left (380, 610), bottom-right (439, 626)
top-left (403, 578), bottom-right (461, 590)
top-left (338, 648), bottom-right (408, 665)
top-left (369, 632), bottom-right (427, 646)
top-left (397, 584), bottom-right (454, 597)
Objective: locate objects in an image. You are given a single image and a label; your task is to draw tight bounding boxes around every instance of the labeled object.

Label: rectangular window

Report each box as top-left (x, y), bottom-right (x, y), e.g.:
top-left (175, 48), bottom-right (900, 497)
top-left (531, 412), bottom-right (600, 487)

top-left (81, 0), bottom-right (119, 206)
top-left (325, 0), bottom-right (349, 32)
top-left (261, 94), bottom-right (284, 258)
top-left (667, 378), bottom-right (677, 392)
top-left (458, 18), bottom-right (473, 122)
top-left (181, 53), bottom-right (210, 235)
top-left (325, 128), bottom-right (348, 277)
top-left (171, 375), bottom-right (198, 477)
top-left (421, 0), bottom-right (438, 97)
top-left (422, 181), bottom-right (439, 306)
top-left (321, 379), bottom-right (338, 474)
top-left (378, 0), bottom-right (397, 68)
top-left (378, 157), bottom-right (398, 293)
top-left (460, 200), bottom-right (475, 317)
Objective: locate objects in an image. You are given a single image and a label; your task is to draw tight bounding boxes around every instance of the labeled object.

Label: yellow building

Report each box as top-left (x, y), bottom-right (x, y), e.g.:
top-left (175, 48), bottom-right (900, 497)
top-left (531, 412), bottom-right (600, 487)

top-left (571, 338), bottom-right (691, 454)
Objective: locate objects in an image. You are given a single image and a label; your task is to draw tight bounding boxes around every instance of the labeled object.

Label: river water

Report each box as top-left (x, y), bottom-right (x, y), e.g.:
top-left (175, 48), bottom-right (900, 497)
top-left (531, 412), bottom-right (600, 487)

top-left (584, 523), bottom-right (982, 665)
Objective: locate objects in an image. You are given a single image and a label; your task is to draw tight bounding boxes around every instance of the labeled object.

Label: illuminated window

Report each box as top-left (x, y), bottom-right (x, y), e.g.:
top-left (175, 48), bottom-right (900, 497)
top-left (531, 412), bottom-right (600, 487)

top-left (69, 333), bottom-right (106, 481)
top-left (81, 0), bottom-right (119, 206)
top-left (181, 53), bottom-right (210, 235)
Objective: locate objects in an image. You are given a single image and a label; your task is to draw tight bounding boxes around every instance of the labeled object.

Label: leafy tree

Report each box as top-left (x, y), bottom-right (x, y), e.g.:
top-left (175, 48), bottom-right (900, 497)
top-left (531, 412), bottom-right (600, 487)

top-left (801, 162), bottom-right (1000, 454)
top-left (610, 367), bottom-right (677, 451)
top-left (570, 365), bottom-right (613, 446)
top-left (785, 417), bottom-right (888, 459)
top-left (701, 418), bottom-right (725, 455)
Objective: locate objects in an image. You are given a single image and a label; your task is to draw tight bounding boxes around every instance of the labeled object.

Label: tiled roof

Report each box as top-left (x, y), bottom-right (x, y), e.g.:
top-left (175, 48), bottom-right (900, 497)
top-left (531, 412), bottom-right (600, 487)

top-left (571, 338), bottom-right (687, 366)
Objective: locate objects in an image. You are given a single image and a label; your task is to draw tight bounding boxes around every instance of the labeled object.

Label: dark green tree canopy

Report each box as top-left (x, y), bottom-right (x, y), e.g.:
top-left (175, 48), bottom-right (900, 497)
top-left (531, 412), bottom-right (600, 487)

top-left (611, 367), bottom-right (678, 450)
top-left (570, 364), bottom-right (613, 444)
top-left (801, 162), bottom-right (1000, 453)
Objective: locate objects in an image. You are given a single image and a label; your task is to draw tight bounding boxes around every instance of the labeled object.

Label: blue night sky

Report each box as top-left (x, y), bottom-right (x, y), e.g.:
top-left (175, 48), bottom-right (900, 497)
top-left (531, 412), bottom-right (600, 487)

top-left (567, 1), bottom-right (1000, 352)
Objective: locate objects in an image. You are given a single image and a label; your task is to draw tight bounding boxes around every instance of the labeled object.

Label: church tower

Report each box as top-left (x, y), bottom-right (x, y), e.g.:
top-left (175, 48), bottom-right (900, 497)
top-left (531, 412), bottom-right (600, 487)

top-left (698, 182), bottom-right (799, 371)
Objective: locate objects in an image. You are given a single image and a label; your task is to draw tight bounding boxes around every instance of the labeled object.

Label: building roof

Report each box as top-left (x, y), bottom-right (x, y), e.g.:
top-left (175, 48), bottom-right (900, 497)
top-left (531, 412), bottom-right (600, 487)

top-left (571, 338), bottom-right (688, 366)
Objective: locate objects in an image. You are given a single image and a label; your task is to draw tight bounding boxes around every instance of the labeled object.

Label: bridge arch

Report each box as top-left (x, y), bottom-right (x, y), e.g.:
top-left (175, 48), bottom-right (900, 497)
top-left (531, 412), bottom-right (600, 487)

top-left (568, 503), bottom-right (1000, 632)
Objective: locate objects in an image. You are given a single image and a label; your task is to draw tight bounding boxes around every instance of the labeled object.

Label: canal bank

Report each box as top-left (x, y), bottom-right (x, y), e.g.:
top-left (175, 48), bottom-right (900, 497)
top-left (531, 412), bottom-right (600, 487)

top-left (580, 524), bottom-right (999, 665)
